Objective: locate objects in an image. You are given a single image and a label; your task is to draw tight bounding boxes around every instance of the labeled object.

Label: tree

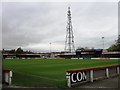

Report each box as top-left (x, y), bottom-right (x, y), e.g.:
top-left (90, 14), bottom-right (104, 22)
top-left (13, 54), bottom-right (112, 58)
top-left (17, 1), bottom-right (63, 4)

top-left (107, 35), bottom-right (120, 51)
top-left (9, 49), bottom-right (16, 54)
top-left (16, 47), bottom-right (23, 54)
top-left (91, 47), bottom-right (95, 50)
top-left (77, 46), bottom-right (85, 50)
top-left (2, 49), bottom-right (5, 53)
top-left (84, 47), bottom-right (89, 50)
top-left (77, 46), bottom-right (91, 50)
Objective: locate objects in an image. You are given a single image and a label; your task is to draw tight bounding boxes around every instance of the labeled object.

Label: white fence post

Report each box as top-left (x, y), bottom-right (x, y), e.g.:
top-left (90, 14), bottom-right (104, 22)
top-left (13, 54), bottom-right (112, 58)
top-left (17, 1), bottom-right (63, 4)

top-left (66, 72), bottom-right (71, 87)
top-left (90, 70), bottom-right (93, 82)
top-left (3, 70), bottom-right (12, 85)
top-left (117, 67), bottom-right (119, 74)
top-left (106, 68), bottom-right (109, 78)
top-left (8, 71), bottom-right (12, 85)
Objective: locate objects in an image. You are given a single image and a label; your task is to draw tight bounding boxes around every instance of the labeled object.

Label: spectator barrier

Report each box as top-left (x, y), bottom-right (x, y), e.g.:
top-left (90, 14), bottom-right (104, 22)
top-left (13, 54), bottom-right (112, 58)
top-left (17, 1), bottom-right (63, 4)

top-left (66, 65), bottom-right (120, 87)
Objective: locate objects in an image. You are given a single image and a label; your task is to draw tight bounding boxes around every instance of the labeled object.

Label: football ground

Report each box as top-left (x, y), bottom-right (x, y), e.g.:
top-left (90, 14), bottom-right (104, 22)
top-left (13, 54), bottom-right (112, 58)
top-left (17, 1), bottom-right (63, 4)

top-left (3, 59), bottom-right (119, 88)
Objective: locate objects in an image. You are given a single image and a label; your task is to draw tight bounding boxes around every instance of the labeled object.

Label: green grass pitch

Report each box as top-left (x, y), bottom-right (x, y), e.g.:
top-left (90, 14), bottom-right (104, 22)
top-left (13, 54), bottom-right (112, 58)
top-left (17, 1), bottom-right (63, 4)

top-left (3, 59), bottom-right (119, 88)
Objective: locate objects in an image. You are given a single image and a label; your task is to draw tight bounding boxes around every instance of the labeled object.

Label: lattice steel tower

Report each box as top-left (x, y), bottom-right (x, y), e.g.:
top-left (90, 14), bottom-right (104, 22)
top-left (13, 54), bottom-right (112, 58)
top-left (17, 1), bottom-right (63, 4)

top-left (65, 7), bottom-right (75, 53)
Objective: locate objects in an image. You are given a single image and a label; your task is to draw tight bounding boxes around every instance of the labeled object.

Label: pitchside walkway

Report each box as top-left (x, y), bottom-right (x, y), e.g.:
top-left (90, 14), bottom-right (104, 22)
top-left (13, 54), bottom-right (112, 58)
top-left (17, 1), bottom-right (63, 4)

top-left (77, 76), bottom-right (119, 88)
top-left (2, 76), bottom-right (119, 90)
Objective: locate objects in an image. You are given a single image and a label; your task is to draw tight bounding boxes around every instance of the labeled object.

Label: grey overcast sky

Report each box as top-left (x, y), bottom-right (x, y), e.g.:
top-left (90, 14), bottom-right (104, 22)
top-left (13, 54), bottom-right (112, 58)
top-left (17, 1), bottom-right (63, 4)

top-left (2, 1), bottom-right (118, 52)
